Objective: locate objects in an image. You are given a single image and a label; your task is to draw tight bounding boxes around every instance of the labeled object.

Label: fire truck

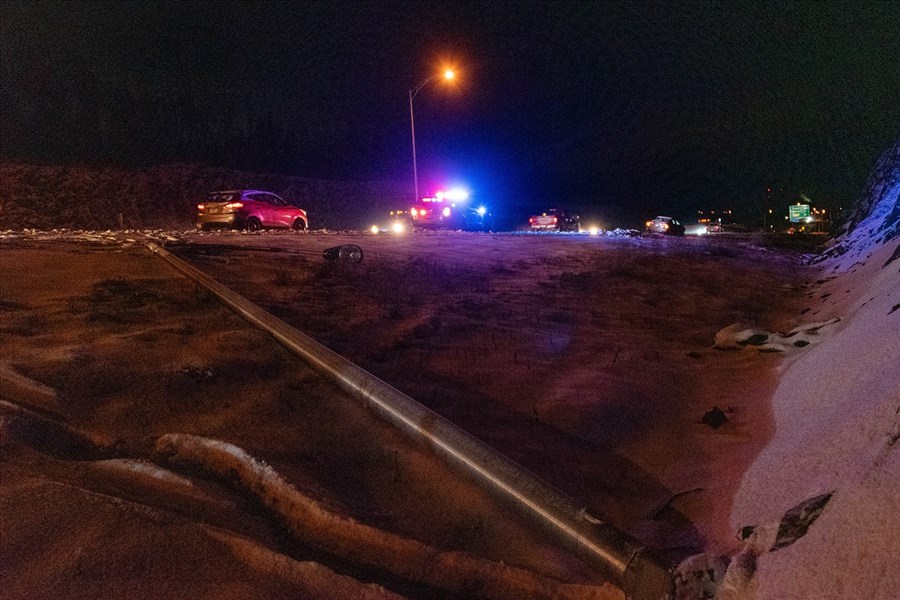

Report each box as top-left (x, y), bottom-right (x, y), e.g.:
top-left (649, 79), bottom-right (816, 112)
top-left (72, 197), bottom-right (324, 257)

top-left (409, 189), bottom-right (493, 231)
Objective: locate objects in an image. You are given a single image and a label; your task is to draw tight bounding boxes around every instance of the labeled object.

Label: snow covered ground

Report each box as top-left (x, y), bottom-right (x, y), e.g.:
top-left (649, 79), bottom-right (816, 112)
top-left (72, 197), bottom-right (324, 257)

top-left (1, 227), bottom-right (809, 599)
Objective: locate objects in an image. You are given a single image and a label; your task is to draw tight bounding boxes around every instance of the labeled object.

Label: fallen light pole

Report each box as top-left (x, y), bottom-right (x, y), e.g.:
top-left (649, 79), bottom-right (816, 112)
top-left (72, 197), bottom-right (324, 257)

top-left (147, 242), bottom-right (676, 600)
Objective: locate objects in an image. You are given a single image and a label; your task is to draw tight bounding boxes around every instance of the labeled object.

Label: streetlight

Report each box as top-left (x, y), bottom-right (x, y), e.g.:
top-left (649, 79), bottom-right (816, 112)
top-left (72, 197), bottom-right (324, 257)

top-left (409, 68), bottom-right (456, 202)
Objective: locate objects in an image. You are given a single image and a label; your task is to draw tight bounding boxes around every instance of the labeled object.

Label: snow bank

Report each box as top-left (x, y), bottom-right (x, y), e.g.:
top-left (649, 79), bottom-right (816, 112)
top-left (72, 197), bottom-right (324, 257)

top-left (723, 138), bottom-right (900, 599)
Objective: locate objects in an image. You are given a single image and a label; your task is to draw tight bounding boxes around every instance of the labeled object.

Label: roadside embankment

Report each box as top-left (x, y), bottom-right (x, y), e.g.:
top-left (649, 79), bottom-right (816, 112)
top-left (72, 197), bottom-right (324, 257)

top-left (721, 138), bottom-right (900, 599)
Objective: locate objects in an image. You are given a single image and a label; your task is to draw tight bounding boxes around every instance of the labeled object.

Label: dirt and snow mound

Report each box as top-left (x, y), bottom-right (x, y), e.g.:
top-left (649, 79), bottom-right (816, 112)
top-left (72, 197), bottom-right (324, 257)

top-left (153, 434), bottom-right (617, 600)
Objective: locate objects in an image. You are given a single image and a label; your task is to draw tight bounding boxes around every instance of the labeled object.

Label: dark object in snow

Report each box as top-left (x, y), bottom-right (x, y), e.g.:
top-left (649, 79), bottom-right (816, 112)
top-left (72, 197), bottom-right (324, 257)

top-left (889, 303), bottom-right (900, 315)
top-left (793, 340), bottom-right (810, 347)
top-left (323, 244), bottom-right (363, 263)
top-left (772, 492), bottom-right (833, 550)
top-left (884, 243), bottom-right (900, 267)
top-left (738, 525), bottom-right (756, 540)
top-left (702, 406), bottom-right (729, 429)
top-left (738, 333), bottom-right (769, 346)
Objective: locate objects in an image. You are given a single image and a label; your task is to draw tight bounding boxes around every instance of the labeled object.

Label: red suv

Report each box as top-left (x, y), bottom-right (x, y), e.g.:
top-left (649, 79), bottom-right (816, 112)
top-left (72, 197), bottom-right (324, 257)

top-left (196, 190), bottom-right (308, 231)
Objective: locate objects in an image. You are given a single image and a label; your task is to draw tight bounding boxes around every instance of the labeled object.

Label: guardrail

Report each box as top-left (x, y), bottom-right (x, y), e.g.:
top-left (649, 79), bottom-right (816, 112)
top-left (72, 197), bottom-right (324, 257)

top-left (147, 241), bottom-right (676, 600)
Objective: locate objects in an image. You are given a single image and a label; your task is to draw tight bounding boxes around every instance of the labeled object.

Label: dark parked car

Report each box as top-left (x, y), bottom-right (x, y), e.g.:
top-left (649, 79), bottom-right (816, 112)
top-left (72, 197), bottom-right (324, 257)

top-left (196, 190), bottom-right (308, 231)
top-left (645, 216), bottom-right (685, 236)
top-left (529, 209), bottom-right (580, 232)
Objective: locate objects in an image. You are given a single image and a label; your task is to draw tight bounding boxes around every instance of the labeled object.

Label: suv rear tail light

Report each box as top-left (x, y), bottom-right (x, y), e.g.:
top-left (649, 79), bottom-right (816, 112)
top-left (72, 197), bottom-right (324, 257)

top-left (552, 216), bottom-right (558, 223)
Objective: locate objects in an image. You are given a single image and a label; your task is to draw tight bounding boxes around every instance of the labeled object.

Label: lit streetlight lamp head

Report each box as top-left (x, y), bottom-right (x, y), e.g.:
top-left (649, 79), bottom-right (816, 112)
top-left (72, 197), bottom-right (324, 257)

top-left (444, 69), bottom-right (456, 80)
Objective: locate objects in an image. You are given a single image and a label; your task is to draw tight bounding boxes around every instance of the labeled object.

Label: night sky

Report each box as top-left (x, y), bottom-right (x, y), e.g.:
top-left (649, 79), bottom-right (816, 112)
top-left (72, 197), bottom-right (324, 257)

top-left (2, 1), bottom-right (898, 222)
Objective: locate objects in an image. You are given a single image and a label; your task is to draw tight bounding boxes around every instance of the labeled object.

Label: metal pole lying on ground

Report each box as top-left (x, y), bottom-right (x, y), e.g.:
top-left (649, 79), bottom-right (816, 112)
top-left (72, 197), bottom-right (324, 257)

top-left (146, 242), bottom-right (675, 600)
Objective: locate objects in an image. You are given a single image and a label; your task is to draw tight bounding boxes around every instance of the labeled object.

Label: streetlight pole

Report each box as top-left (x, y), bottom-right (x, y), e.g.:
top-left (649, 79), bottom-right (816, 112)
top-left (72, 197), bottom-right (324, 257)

top-left (408, 70), bottom-right (455, 203)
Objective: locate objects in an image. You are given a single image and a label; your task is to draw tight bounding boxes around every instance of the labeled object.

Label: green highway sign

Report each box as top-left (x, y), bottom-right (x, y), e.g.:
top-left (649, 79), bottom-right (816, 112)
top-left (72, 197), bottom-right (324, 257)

top-left (789, 204), bottom-right (811, 222)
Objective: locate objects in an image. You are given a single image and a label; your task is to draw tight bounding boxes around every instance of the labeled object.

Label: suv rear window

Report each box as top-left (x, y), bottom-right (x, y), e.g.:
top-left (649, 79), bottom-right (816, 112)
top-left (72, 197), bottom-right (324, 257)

top-left (206, 192), bottom-right (239, 203)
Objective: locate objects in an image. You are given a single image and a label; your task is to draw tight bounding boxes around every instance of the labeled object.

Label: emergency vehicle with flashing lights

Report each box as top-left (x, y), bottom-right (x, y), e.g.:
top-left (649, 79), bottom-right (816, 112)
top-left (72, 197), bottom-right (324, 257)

top-left (409, 188), bottom-right (493, 231)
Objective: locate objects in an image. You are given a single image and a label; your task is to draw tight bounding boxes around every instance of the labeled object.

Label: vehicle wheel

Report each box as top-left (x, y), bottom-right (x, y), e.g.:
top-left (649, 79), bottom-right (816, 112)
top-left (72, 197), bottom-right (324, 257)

top-left (293, 218), bottom-right (307, 231)
top-left (246, 218), bottom-right (262, 232)
top-left (322, 244), bottom-right (364, 263)
top-left (338, 245), bottom-right (363, 263)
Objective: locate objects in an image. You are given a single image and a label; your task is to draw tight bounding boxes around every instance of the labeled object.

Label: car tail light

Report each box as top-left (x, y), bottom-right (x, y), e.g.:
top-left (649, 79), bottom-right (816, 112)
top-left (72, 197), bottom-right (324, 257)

top-left (197, 204), bottom-right (205, 210)
top-left (411, 207), bottom-right (419, 217)
top-left (529, 217), bottom-right (534, 224)
top-left (552, 216), bottom-right (558, 223)
top-left (225, 202), bottom-right (243, 210)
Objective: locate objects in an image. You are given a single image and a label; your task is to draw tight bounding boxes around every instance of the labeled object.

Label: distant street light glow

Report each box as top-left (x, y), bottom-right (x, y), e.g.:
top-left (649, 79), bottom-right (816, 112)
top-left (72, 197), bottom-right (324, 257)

top-left (444, 69), bottom-right (455, 80)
